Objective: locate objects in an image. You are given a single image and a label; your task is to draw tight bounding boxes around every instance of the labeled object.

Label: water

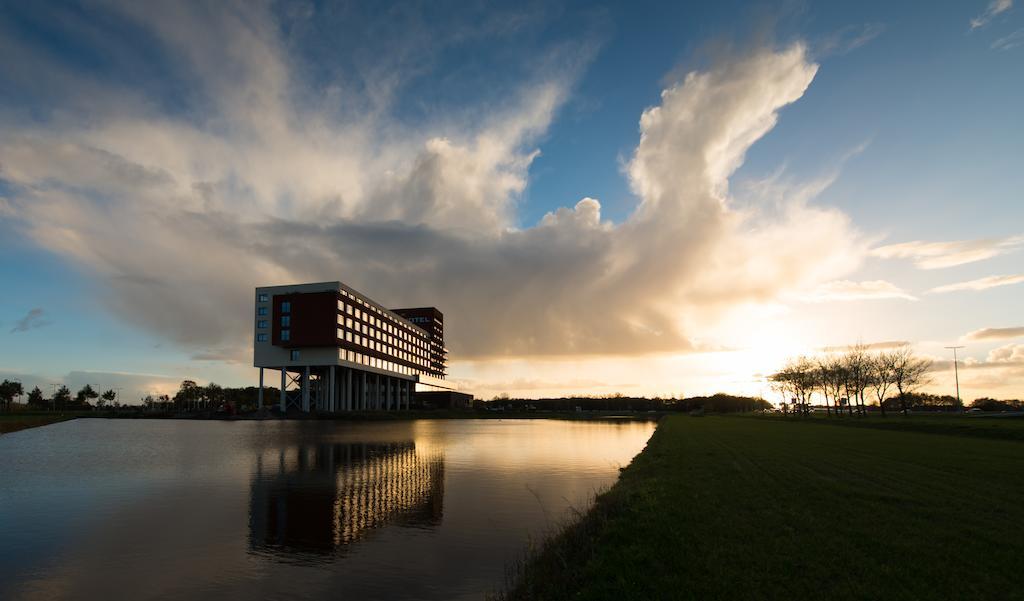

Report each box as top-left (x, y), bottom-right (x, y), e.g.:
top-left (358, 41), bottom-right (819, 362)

top-left (0, 418), bottom-right (655, 600)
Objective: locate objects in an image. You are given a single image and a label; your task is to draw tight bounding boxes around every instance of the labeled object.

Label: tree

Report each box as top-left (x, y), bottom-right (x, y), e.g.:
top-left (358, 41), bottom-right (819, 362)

top-left (174, 380), bottom-right (201, 411)
top-left (75, 384), bottom-right (99, 409)
top-left (0, 380), bottom-right (24, 412)
top-left (26, 386), bottom-right (45, 408)
top-left (100, 389), bottom-right (117, 409)
top-left (891, 345), bottom-right (932, 416)
top-left (842, 344), bottom-right (871, 417)
top-left (870, 351), bottom-right (898, 417)
top-left (204, 382), bottom-right (224, 410)
top-left (770, 357), bottom-right (816, 416)
top-left (53, 385), bottom-right (72, 410)
top-left (817, 356), bottom-right (846, 418)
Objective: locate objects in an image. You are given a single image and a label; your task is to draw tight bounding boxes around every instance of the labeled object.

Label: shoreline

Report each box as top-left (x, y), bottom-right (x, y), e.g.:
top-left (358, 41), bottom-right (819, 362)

top-left (496, 414), bottom-right (1024, 600)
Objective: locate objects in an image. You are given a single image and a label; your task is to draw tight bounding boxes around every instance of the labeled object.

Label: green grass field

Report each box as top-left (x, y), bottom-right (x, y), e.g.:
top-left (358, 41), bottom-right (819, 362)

top-left (0, 413), bottom-right (76, 434)
top-left (755, 412), bottom-right (1024, 442)
top-left (500, 415), bottom-right (1024, 600)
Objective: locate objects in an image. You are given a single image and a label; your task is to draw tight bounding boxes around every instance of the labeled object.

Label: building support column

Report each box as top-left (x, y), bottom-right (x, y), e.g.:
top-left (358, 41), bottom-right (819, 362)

top-left (279, 368), bottom-right (286, 413)
top-left (345, 368), bottom-right (352, 411)
top-left (329, 366), bottom-right (336, 412)
top-left (386, 377), bottom-right (392, 410)
top-left (362, 371), bottom-right (368, 411)
top-left (302, 366), bottom-right (310, 412)
top-left (258, 367), bottom-right (264, 409)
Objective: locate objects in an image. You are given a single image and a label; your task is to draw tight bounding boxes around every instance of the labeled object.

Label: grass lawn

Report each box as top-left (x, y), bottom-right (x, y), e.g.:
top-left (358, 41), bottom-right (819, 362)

top-left (755, 412), bottom-right (1024, 442)
top-left (500, 415), bottom-right (1024, 600)
top-left (0, 413), bottom-right (76, 434)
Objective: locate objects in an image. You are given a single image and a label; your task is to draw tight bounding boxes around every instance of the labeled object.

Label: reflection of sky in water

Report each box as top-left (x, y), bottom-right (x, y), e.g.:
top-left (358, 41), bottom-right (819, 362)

top-left (0, 419), bottom-right (654, 601)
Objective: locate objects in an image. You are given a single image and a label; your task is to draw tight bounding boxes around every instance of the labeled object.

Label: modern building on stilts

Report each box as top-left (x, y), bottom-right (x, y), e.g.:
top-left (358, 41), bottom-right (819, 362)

top-left (253, 281), bottom-right (466, 412)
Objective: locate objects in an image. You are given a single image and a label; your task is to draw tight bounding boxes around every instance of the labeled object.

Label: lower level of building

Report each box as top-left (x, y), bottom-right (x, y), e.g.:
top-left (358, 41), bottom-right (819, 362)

top-left (257, 365), bottom-right (415, 412)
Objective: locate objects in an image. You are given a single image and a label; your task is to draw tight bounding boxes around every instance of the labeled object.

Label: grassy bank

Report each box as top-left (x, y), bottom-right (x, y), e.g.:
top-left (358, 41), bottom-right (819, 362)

top-left (0, 413), bottom-right (77, 434)
top-left (754, 412), bottom-right (1024, 442)
top-left (499, 415), bottom-right (1024, 600)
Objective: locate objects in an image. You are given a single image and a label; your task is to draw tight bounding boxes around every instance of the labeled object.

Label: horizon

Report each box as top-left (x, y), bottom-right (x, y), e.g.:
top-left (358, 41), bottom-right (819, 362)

top-left (1, 0), bottom-right (1022, 403)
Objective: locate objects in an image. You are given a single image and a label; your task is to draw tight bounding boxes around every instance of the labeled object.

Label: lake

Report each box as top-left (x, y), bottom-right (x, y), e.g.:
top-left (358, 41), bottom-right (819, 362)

top-left (0, 418), bottom-right (655, 600)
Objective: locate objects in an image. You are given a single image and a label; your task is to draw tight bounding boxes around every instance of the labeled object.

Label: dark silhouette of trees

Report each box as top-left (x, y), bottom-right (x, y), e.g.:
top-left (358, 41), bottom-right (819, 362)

top-left (75, 384), bottom-right (99, 409)
top-left (842, 344), bottom-right (871, 417)
top-left (891, 345), bottom-right (932, 415)
top-left (26, 386), bottom-right (45, 408)
top-left (53, 385), bottom-right (71, 410)
top-left (870, 350), bottom-right (898, 417)
top-left (100, 389), bottom-right (117, 408)
top-left (0, 380), bottom-right (24, 412)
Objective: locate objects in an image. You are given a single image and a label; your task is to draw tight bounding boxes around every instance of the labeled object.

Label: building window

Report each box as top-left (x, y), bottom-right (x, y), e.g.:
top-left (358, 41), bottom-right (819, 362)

top-left (281, 315), bottom-right (290, 327)
top-left (281, 330), bottom-right (290, 341)
top-left (258, 293), bottom-right (268, 302)
top-left (257, 320), bottom-right (268, 329)
top-left (290, 350), bottom-right (300, 361)
top-left (256, 333), bottom-right (268, 342)
top-left (257, 307), bottom-right (268, 316)
top-left (281, 301), bottom-right (291, 313)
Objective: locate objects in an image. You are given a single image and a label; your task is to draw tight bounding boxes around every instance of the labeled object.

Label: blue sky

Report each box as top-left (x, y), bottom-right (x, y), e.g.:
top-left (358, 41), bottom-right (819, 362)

top-left (1, 0), bottom-right (1022, 401)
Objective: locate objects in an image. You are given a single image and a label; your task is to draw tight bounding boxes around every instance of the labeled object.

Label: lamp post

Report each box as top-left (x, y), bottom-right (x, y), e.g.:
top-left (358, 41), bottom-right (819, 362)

top-left (945, 346), bottom-right (965, 411)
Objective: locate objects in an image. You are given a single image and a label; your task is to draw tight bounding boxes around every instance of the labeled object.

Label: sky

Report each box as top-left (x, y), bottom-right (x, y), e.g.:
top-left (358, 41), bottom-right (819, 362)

top-left (0, 0), bottom-right (1022, 403)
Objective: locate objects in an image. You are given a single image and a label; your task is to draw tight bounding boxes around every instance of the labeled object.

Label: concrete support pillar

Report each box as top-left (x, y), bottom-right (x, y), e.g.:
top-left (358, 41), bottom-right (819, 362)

top-left (258, 367), bottom-right (264, 409)
top-left (302, 366), bottom-right (310, 412)
top-left (386, 377), bottom-right (393, 410)
top-left (327, 366), bottom-right (335, 413)
top-left (362, 371), bottom-right (368, 411)
top-left (280, 368), bottom-right (286, 412)
top-left (345, 368), bottom-right (352, 411)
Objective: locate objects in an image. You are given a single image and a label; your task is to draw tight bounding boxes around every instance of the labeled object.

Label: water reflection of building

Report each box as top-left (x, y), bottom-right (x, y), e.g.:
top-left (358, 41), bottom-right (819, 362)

top-left (249, 442), bottom-right (444, 560)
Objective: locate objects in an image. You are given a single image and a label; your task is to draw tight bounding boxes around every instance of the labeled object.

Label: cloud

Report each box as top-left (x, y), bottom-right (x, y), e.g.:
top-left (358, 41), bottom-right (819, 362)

top-left (992, 28), bottom-right (1024, 50)
top-left (964, 326), bottom-right (1024, 341)
top-left (987, 343), bottom-right (1024, 363)
top-left (9, 308), bottom-right (51, 333)
top-left (817, 23), bottom-right (886, 56)
top-left (0, 3), bottom-right (866, 362)
top-left (802, 280), bottom-right (916, 302)
top-left (821, 340), bottom-right (911, 352)
top-left (929, 274), bottom-right (1024, 293)
top-left (971, 0), bottom-right (1013, 29)
top-left (870, 234), bottom-right (1024, 269)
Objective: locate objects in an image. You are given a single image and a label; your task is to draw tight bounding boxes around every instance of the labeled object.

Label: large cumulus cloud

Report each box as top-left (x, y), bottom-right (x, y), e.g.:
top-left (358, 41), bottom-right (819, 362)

top-left (0, 1), bottom-right (865, 362)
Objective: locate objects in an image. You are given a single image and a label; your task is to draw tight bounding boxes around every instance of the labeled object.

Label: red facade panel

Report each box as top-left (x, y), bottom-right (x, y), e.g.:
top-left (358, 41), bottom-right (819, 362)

top-left (272, 291), bottom-right (338, 347)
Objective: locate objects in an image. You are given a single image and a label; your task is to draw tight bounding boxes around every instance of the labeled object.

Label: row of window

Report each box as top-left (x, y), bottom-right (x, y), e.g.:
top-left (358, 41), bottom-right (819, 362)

top-left (338, 316), bottom-right (429, 355)
top-left (337, 328), bottom-right (430, 368)
top-left (339, 349), bottom-right (423, 376)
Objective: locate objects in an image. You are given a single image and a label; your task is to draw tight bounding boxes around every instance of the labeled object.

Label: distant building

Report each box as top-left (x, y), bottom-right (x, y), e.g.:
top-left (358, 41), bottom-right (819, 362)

top-left (253, 281), bottom-right (462, 412)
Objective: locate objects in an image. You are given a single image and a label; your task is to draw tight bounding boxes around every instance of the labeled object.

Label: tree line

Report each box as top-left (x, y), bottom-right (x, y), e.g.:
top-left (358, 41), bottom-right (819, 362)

top-left (1, 380), bottom-right (119, 412)
top-left (483, 393), bottom-right (772, 413)
top-left (769, 344), bottom-right (934, 417)
top-left (0, 379), bottom-right (276, 414)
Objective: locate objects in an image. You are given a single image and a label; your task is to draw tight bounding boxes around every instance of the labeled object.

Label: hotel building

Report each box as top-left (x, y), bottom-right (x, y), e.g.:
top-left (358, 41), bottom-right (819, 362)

top-left (253, 281), bottom-right (453, 412)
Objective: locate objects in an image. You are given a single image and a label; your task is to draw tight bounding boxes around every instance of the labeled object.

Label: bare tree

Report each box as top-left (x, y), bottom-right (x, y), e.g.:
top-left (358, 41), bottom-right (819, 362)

top-left (842, 344), bottom-right (872, 417)
top-left (870, 351), bottom-right (898, 417)
top-left (817, 356), bottom-right (846, 418)
top-left (891, 345), bottom-right (932, 415)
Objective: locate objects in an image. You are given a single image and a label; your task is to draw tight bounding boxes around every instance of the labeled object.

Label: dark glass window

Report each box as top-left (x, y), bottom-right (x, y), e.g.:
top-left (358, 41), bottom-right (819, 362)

top-left (281, 330), bottom-right (290, 341)
top-left (258, 293), bottom-right (268, 302)
top-left (290, 350), bottom-right (300, 360)
top-left (281, 315), bottom-right (290, 327)
top-left (281, 301), bottom-right (291, 313)
top-left (256, 333), bottom-right (268, 342)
